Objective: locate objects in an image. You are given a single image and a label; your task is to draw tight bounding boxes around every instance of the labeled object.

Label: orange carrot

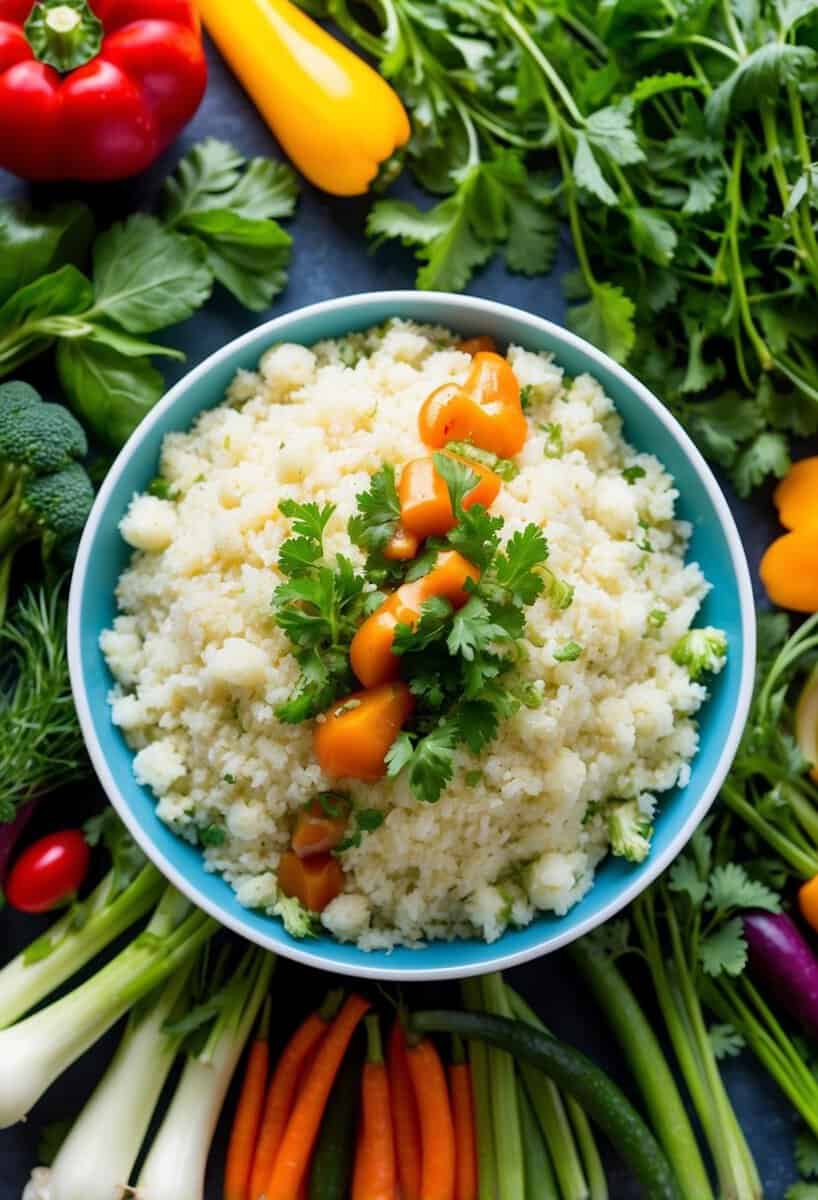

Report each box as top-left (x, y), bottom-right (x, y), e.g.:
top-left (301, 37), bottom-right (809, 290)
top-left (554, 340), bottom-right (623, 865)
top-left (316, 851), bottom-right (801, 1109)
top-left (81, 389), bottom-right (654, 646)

top-left (224, 998), bottom-right (271, 1200)
top-left (292, 794), bottom-right (351, 859)
top-left (313, 682), bottom-right (415, 780)
top-left (457, 335), bottom-right (496, 356)
top-left (248, 992), bottom-right (342, 1200)
top-left (353, 1015), bottom-right (397, 1200)
top-left (448, 1037), bottom-right (478, 1200)
top-left (267, 993), bottom-right (371, 1200)
top-left (278, 851), bottom-right (345, 913)
top-left (388, 1018), bottom-right (422, 1200)
top-left (406, 1034), bottom-right (456, 1200)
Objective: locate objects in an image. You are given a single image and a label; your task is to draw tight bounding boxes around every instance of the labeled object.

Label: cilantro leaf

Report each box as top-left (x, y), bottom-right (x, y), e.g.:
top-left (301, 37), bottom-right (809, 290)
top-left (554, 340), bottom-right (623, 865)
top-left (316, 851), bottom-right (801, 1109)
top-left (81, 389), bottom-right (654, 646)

top-left (706, 863), bottom-right (781, 915)
top-left (573, 134), bottom-right (617, 206)
top-left (348, 464), bottom-right (401, 554)
top-left (626, 208), bottom-right (677, 268)
top-left (387, 722), bottom-right (459, 804)
top-left (699, 917), bottom-right (747, 977)
top-left (586, 100), bottom-right (645, 166)
top-left (433, 451), bottom-right (481, 515)
top-left (568, 284), bottom-right (636, 363)
top-left (668, 856), bottom-right (708, 907)
top-left (730, 432), bottom-right (790, 497)
top-left (493, 525), bottom-right (549, 604)
top-left (706, 43), bottom-right (816, 132)
top-left (447, 596), bottom-right (509, 660)
top-left (393, 596), bottom-right (453, 654)
top-left (446, 505), bottom-right (504, 571)
top-left (456, 699), bottom-right (499, 754)
top-left (554, 641), bottom-right (583, 662)
top-left (709, 1023), bottom-right (745, 1059)
top-left (797, 1132), bottom-right (818, 1178)
top-left (279, 498), bottom-right (335, 547)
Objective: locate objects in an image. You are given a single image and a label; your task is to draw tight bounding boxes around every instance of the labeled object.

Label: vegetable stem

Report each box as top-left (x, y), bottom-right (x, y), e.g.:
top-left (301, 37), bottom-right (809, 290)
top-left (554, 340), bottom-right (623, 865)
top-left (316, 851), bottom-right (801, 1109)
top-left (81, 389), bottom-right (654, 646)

top-left (462, 979), bottom-right (498, 1200)
top-left (481, 973), bottom-right (526, 1200)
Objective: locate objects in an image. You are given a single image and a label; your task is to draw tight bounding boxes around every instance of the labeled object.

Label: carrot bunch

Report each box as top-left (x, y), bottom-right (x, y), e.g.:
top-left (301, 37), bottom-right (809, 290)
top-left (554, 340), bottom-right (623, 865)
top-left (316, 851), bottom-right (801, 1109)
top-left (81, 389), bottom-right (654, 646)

top-left (761, 457), bottom-right (818, 612)
top-left (224, 995), bottom-right (478, 1200)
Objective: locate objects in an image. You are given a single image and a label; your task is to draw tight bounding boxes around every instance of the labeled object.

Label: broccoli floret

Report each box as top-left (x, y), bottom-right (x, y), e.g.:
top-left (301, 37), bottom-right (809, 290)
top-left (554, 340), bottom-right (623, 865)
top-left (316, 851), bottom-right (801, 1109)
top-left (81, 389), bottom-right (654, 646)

top-left (672, 627), bottom-right (728, 681)
top-left (0, 381), bottom-right (94, 621)
top-left (609, 801), bottom-right (653, 864)
top-left (274, 894), bottom-right (319, 939)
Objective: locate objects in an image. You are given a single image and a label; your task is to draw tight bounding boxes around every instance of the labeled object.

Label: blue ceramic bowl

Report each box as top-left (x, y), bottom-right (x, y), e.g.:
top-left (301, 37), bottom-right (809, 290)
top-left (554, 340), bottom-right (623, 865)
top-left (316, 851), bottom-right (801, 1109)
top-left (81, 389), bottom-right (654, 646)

top-left (68, 292), bottom-right (756, 980)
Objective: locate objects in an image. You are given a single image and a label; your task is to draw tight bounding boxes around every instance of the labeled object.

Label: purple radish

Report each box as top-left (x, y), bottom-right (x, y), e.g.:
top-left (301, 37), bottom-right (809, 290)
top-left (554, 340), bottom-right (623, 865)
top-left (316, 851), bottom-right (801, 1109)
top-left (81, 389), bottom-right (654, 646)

top-left (743, 910), bottom-right (818, 1041)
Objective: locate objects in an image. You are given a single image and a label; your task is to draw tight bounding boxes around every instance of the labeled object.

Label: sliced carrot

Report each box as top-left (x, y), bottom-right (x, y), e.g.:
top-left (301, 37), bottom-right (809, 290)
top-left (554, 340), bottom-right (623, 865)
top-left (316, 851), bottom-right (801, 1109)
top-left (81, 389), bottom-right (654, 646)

top-left (760, 529), bottom-right (818, 612)
top-left (384, 524), bottom-right (421, 561)
top-left (457, 335), bottom-right (496, 355)
top-left (353, 1015), bottom-right (397, 1200)
top-left (224, 999), bottom-right (270, 1200)
top-left (398, 453), bottom-right (501, 540)
top-left (448, 1046), bottom-right (478, 1200)
top-left (292, 795), bottom-right (350, 859)
top-left (388, 1019), bottom-right (422, 1200)
top-left (349, 551), bottom-right (481, 688)
top-left (800, 875), bottom-right (818, 933)
top-left (267, 994), bottom-right (371, 1200)
top-left (406, 1035), bottom-right (456, 1200)
top-left (774, 456), bottom-right (818, 531)
top-left (419, 352), bottom-right (526, 458)
top-left (248, 993), bottom-right (343, 1200)
top-left (278, 851), bottom-right (345, 912)
top-left (313, 681), bottom-right (414, 780)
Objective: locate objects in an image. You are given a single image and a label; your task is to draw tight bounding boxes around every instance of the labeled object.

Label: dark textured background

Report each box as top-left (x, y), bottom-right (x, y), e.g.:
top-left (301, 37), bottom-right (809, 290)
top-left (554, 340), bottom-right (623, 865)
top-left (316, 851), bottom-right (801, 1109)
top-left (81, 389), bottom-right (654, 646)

top-left (0, 33), bottom-right (801, 1199)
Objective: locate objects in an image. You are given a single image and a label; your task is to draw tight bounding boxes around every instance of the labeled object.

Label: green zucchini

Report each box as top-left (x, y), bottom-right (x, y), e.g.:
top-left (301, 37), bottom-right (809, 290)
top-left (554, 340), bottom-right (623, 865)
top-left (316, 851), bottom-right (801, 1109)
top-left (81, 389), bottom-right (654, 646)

top-left (308, 1035), bottom-right (361, 1200)
top-left (411, 1010), bottom-right (682, 1200)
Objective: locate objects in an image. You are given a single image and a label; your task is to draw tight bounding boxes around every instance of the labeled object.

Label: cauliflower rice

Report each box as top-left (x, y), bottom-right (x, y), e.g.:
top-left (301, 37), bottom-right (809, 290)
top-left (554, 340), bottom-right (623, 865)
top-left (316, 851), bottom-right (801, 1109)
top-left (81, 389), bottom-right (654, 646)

top-left (102, 320), bottom-right (721, 950)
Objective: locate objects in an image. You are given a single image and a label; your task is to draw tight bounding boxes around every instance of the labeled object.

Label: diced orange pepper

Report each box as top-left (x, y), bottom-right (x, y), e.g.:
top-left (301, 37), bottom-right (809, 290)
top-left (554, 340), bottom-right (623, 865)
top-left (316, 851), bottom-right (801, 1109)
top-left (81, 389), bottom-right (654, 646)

top-left (457, 335), bottom-right (496, 355)
top-left (384, 525), bottom-right (421, 561)
top-left (773, 456), bottom-right (818, 531)
top-left (760, 529), bottom-right (818, 612)
top-left (418, 352), bottom-right (527, 458)
top-left (314, 681), bottom-right (415, 780)
top-left (349, 551), bottom-right (481, 688)
top-left (292, 796), bottom-right (350, 859)
top-left (398, 452), bottom-right (502, 540)
top-left (278, 851), bottom-right (345, 912)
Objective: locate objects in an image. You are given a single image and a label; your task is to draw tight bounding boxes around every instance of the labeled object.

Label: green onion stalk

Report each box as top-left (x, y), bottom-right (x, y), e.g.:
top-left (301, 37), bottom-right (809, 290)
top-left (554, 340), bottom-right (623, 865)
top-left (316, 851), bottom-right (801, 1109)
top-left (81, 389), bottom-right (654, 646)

top-left (0, 886), bottom-right (216, 1128)
top-left (0, 861), bottom-right (163, 1028)
top-left (632, 886), bottom-right (760, 1200)
top-left (461, 978), bottom-right (498, 1200)
top-left (25, 953), bottom-right (199, 1200)
top-left (135, 947), bottom-right (274, 1200)
top-left (480, 973), bottom-right (526, 1200)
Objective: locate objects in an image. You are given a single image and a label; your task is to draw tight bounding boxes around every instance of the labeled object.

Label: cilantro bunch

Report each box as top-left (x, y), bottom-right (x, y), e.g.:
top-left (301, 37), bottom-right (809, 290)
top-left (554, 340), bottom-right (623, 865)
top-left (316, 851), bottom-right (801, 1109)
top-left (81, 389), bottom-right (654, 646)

top-left (272, 499), bottom-right (375, 723)
top-left (315, 0), bottom-right (818, 492)
top-left (0, 140), bottom-right (298, 446)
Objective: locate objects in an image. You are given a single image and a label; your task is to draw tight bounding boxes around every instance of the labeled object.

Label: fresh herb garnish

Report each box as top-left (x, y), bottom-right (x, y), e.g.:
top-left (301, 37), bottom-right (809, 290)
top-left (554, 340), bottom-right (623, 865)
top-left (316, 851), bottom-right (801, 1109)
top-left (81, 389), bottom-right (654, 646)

top-left (622, 466), bottom-right (646, 485)
top-left (200, 824), bottom-right (226, 847)
top-left (540, 423), bottom-right (563, 459)
top-left (348, 464), bottom-right (403, 583)
top-left (648, 608), bottom-right (667, 630)
top-left (445, 440), bottom-right (519, 481)
top-left (272, 499), bottom-right (369, 722)
top-left (336, 807), bottom-right (385, 851)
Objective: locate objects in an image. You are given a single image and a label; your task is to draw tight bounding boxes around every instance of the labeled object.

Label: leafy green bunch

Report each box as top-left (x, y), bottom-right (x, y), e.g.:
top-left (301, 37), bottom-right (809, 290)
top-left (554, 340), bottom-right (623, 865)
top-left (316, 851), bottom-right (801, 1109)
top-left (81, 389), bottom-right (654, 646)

top-left (0, 140), bottom-right (298, 446)
top-left (311, 0), bottom-right (818, 493)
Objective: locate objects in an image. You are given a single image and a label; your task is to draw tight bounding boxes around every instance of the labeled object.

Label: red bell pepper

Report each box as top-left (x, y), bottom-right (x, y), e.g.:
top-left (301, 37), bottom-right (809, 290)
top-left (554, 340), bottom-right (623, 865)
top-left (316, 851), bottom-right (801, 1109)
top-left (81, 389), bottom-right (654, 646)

top-left (0, 0), bottom-right (207, 181)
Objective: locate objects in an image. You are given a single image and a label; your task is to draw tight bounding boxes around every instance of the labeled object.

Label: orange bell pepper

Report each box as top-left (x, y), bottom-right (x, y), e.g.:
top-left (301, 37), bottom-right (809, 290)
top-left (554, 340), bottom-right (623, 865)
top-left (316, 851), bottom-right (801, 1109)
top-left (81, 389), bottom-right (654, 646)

top-left (773, 456), bottom-right (818, 531)
top-left (292, 795), bottom-right (350, 859)
top-left (398, 452), bottom-right (502, 540)
top-left (278, 850), bottom-right (344, 912)
top-left (760, 529), bottom-right (818, 612)
top-left (198, 0), bottom-right (410, 195)
top-left (457, 335), bottom-right (496, 356)
top-left (418, 352), bottom-right (527, 458)
top-left (349, 551), bottom-right (481, 688)
top-left (314, 681), bottom-right (414, 780)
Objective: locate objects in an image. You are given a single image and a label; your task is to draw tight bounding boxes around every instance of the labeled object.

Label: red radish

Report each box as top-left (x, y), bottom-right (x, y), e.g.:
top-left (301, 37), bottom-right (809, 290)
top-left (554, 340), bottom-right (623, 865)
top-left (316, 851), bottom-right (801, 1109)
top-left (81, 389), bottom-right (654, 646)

top-left (743, 910), bottom-right (818, 1041)
top-left (6, 830), bottom-right (90, 913)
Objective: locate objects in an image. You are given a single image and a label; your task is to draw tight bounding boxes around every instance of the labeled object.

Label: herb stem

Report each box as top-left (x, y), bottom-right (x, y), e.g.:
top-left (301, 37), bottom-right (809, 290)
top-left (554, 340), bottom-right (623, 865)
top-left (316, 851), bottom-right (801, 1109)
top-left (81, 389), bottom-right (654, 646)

top-left (499, 6), bottom-right (585, 126)
top-left (722, 781), bottom-right (818, 878)
top-left (726, 133), bottom-right (773, 371)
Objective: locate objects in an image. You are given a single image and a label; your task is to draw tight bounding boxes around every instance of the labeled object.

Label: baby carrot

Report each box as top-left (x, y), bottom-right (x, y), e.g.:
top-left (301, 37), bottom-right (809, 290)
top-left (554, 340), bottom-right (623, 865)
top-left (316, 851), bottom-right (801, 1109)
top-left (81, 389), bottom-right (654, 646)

top-left (248, 991), bottom-right (342, 1200)
top-left (449, 1036), bottom-right (478, 1200)
top-left (224, 998), bottom-right (271, 1200)
top-left (353, 1015), bottom-right (397, 1200)
top-left (406, 1033), bottom-right (456, 1200)
top-left (267, 993), bottom-right (371, 1199)
top-left (388, 1017), bottom-right (422, 1200)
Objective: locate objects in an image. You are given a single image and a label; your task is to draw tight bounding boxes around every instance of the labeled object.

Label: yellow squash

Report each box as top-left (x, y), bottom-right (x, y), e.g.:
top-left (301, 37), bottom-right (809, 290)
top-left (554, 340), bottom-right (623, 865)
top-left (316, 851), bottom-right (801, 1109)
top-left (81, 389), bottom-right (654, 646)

top-left (198, 0), bottom-right (410, 195)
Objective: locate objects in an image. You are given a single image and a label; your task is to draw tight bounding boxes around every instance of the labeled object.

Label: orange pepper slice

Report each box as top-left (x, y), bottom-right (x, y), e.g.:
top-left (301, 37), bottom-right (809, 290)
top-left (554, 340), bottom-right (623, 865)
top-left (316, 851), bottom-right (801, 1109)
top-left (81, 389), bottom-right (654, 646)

top-left (349, 551), bottom-right (480, 688)
top-left (292, 796), bottom-right (350, 859)
top-left (418, 352), bottom-right (527, 459)
top-left (278, 851), bottom-right (345, 912)
top-left (398, 452), bottom-right (502, 540)
top-left (384, 524), bottom-right (421, 561)
top-left (773, 456), bottom-right (818, 531)
top-left (314, 681), bottom-right (415, 780)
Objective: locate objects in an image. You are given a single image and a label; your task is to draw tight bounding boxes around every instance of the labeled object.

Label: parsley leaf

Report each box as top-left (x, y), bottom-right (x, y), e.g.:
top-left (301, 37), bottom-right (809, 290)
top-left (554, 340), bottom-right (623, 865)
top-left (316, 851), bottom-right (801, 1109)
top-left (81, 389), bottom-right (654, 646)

top-left (493, 525), bottom-right (549, 604)
top-left (348, 464), bottom-right (401, 554)
top-left (699, 917), bottom-right (747, 977)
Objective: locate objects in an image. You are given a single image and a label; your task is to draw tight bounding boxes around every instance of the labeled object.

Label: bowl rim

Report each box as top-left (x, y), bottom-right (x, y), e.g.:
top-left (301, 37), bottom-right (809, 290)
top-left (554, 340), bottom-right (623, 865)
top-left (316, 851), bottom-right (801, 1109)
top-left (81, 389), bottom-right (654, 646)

top-left (68, 289), bottom-right (756, 981)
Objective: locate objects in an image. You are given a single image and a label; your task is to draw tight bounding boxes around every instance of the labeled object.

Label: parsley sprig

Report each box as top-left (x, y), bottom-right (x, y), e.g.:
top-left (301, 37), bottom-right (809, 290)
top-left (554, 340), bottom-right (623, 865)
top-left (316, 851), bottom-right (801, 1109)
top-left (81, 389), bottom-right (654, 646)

top-left (383, 454), bottom-right (550, 803)
top-left (272, 500), bottom-right (371, 722)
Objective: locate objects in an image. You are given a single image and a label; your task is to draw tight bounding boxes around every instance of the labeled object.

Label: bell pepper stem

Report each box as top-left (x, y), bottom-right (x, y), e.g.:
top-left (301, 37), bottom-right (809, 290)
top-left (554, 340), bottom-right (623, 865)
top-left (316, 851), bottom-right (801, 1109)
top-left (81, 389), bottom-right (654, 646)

top-left (25, 0), bottom-right (103, 73)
